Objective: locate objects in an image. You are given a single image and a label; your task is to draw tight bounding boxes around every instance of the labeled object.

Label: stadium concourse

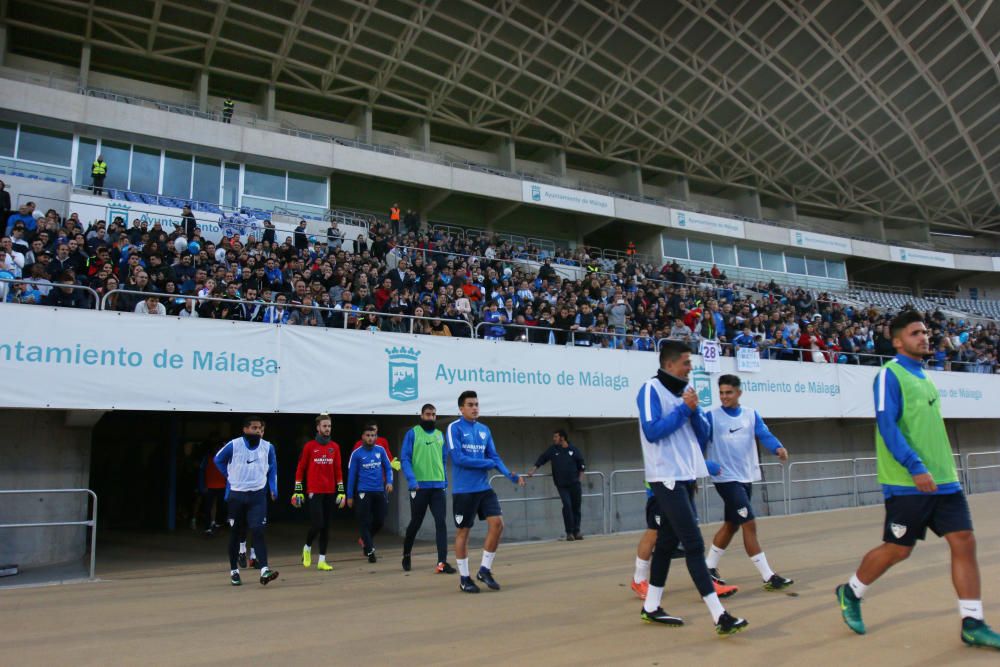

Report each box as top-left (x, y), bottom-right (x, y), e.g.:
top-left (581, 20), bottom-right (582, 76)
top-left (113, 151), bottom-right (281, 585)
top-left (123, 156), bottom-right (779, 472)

top-left (1, 499), bottom-right (999, 665)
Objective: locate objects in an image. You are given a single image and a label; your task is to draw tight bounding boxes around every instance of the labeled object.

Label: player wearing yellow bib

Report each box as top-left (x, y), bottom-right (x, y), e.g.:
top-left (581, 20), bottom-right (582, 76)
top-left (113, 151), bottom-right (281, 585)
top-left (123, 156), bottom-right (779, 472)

top-left (836, 311), bottom-right (999, 649)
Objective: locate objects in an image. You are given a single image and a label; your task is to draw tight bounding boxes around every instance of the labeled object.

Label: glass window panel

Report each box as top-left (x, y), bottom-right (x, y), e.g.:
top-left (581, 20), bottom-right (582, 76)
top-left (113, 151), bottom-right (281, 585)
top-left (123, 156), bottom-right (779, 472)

top-left (222, 163), bottom-right (240, 208)
top-left (129, 145), bottom-right (160, 194)
top-left (785, 254), bottom-right (807, 275)
top-left (0, 121), bottom-right (15, 157)
top-left (192, 157), bottom-right (221, 204)
top-left (761, 249), bottom-right (784, 272)
top-left (738, 246), bottom-right (761, 269)
top-left (243, 165), bottom-right (285, 200)
top-left (827, 260), bottom-right (846, 280)
top-left (17, 125), bottom-right (72, 165)
top-left (662, 236), bottom-right (687, 259)
top-left (712, 242), bottom-right (736, 266)
top-left (806, 256), bottom-right (827, 276)
top-left (688, 239), bottom-right (712, 263)
top-left (75, 137), bottom-right (97, 187)
top-left (287, 171), bottom-right (326, 205)
top-left (162, 152), bottom-right (192, 199)
top-left (99, 140), bottom-right (131, 190)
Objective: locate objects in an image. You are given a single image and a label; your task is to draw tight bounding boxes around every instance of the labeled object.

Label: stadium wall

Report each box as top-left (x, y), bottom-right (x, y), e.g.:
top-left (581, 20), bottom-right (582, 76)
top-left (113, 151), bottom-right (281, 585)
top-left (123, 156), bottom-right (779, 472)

top-left (0, 409), bottom-right (94, 568)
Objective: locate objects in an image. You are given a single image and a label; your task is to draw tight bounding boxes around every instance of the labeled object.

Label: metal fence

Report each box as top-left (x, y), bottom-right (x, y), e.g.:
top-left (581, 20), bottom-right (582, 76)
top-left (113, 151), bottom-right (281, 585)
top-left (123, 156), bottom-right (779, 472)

top-left (490, 471), bottom-right (608, 536)
top-left (0, 488), bottom-right (98, 580)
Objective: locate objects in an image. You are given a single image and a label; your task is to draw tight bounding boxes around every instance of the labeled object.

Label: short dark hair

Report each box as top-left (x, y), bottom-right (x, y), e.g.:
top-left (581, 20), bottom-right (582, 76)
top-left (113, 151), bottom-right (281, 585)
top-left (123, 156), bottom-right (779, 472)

top-left (890, 310), bottom-right (924, 339)
top-left (362, 422), bottom-right (377, 433)
top-left (243, 415), bottom-right (263, 427)
top-left (553, 429), bottom-right (569, 441)
top-left (458, 390), bottom-right (478, 407)
top-left (315, 413), bottom-right (331, 426)
top-left (420, 403), bottom-right (436, 414)
top-left (658, 339), bottom-right (690, 366)
top-left (718, 374), bottom-right (741, 389)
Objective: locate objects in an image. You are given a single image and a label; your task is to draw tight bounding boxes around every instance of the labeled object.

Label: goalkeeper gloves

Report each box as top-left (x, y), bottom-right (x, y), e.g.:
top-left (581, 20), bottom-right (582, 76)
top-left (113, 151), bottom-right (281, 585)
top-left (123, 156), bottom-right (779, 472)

top-left (390, 458), bottom-right (401, 471)
top-left (335, 482), bottom-right (346, 508)
top-left (291, 481), bottom-right (305, 507)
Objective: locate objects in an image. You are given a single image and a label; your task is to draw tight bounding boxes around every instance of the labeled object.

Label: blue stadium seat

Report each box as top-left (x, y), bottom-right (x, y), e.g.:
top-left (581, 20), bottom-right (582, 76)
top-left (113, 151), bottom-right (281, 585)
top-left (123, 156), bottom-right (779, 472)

top-left (125, 192), bottom-right (143, 202)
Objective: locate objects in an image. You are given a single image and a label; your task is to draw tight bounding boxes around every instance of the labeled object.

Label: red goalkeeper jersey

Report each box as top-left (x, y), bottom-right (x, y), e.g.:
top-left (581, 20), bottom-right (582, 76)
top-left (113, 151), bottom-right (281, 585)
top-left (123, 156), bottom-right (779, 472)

top-left (295, 439), bottom-right (344, 495)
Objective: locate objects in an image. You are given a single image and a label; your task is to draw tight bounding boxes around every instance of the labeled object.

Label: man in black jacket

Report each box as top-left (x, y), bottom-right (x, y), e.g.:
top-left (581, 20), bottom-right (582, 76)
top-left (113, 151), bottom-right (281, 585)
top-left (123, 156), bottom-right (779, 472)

top-left (527, 430), bottom-right (586, 540)
top-left (43, 272), bottom-right (89, 308)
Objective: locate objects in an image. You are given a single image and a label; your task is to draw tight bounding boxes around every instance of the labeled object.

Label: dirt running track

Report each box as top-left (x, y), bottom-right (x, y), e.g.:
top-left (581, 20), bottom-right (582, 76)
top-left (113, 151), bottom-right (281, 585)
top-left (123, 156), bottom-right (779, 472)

top-left (2, 495), bottom-right (999, 666)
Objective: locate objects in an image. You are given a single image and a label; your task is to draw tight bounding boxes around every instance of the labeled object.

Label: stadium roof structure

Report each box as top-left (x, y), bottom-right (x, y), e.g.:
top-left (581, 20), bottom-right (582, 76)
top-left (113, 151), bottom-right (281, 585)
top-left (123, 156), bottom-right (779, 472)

top-left (5, 0), bottom-right (999, 231)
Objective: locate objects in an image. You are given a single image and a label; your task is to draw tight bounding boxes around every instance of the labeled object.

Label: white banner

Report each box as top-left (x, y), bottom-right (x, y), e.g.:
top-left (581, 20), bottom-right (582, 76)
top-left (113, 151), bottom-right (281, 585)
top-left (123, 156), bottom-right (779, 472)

top-left (521, 182), bottom-right (615, 216)
top-left (790, 230), bottom-right (852, 254)
top-left (736, 348), bottom-right (761, 373)
top-left (669, 209), bottom-right (745, 239)
top-left (889, 246), bottom-right (956, 269)
top-left (2, 306), bottom-right (999, 419)
top-left (699, 340), bottom-right (722, 373)
top-left (67, 193), bottom-right (368, 248)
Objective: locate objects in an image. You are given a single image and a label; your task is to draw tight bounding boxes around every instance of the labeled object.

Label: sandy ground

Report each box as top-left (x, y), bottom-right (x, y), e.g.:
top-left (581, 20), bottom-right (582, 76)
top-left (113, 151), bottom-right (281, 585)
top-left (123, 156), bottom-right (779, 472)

top-left (2, 495), bottom-right (999, 666)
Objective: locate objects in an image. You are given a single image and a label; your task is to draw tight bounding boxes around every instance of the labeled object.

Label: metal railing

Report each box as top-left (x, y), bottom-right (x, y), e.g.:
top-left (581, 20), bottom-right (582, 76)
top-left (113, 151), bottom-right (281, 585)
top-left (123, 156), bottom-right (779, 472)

top-left (489, 471), bottom-right (608, 535)
top-left (97, 290), bottom-right (475, 335)
top-left (0, 488), bottom-right (98, 580)
top-left (609, 468), bottom-right (646, 533)
top-left (0, 277), bottom-right (99, 309)
top-left (786, 458), bottom-right (856, 514)
top-left (965, 450), bottom-right (1000, 494)
top-left (474, 320), bottom-right (643, 349)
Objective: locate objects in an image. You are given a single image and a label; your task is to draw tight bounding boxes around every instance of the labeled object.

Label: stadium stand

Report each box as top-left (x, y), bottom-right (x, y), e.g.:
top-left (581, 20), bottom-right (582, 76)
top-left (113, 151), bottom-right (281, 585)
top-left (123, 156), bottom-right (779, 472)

top-left (3, 196), bottom-right (999, 374)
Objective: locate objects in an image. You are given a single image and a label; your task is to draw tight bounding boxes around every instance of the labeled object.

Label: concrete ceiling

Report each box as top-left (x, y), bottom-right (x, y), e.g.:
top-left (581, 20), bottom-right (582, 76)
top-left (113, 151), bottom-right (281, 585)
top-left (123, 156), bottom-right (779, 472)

top-left (5, 0), bottom-right (999, 231)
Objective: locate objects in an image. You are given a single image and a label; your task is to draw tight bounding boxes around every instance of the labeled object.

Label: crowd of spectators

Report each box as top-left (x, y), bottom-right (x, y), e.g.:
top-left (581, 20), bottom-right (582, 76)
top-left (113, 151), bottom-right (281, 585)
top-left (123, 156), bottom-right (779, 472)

top-left (3, 193), bottom-right (999, 373)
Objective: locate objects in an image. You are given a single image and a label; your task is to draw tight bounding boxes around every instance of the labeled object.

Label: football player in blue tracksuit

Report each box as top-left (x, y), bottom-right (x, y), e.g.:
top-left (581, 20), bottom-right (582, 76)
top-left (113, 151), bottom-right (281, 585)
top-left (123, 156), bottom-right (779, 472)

top-left (703, 374), bottom-right (794, 591)
top-left (347, 423), bottom-right (394, 563)
top-left (213, 415), bottom-right (279, 586)
top-left (446, 390), bottom-right (525, 593)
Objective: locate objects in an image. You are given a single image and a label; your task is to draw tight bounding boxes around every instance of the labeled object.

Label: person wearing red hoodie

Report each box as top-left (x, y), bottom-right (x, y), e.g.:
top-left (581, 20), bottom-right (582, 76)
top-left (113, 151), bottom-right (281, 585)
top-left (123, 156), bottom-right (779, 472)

top-left (292, 414), bottom-right (345, 571)
top-left (798, 322), bottom-right (828, 363)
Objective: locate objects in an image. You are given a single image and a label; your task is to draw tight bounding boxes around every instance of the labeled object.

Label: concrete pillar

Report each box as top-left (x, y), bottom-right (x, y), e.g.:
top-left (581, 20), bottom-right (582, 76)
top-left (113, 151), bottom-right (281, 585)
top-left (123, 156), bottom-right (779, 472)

top-left (664, 175), bottom-right (689, 202)
top-left (608, 164), bottom-right (643, 197)
top-left (0, 26), bottom-right (7, 67)
top-left (496, 137), bottom-right (515, 172)
top-left (79, 44), bottom-right (92, 89)
top-left (349, 106), bottom-right (373, 143)
top-left (196, 72), bottom-right (209, 113)
top-left (776, 201), bottom-right (798, 223)
top-left (262, 84), bottom-right (277, 122)
top-left (548, 148), bottom-right (566, 178)
top-left (404, 118), bottom-right (431, 151)
top-left (734, 188), bottom-right (762, 219)
top-left (852, 215), bottom-right (886, 242)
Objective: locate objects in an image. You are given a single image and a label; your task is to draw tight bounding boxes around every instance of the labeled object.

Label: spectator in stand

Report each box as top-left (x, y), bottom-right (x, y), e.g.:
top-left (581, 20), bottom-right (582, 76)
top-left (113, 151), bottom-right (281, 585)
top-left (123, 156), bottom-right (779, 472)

top-left (43, 272), bottom-right (89, 308)
top-left (326, 221), bottom-right (344, 250)
top-left (135, 295), bottom-right (166, 315)
top-left (294, 220), bottom-right (309, 253)
top-left (0, 181), bottom-right (10, 228)
top-left (798, 322), bottom-right (828, 362)
top-left (6, 204), bottom-right (37, 236)
top-left (181, 205), bottom-right (197, 239)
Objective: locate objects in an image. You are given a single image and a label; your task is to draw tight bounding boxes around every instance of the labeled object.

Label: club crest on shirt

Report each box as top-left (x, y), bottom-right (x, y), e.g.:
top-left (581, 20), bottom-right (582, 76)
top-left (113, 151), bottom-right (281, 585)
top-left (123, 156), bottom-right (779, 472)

top-left (891, 523), bottom-right (907, 539)
top-left (737, 507), bottom-right (749, 518)
top-left (479, 432), bottom-right (487, 440)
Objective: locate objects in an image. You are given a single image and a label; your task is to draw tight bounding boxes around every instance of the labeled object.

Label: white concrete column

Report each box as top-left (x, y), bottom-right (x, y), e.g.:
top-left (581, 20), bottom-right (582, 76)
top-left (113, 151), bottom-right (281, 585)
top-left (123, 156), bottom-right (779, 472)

top-left (79, 44), bottom-right (92, 89)
top-left (263, 84), bottom-right (277, 122)
top-left (196, 72), bottom-right (209, 113)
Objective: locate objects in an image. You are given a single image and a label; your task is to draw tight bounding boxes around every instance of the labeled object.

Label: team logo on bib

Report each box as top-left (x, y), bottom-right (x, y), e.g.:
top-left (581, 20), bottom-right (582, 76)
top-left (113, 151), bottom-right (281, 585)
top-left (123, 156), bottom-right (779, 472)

top-left (737, 507), bottom-right (749, 518)
top-left (891, 523), bottom-right (907, 539)
top-left (455, 514), bottom-right (464, 525)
